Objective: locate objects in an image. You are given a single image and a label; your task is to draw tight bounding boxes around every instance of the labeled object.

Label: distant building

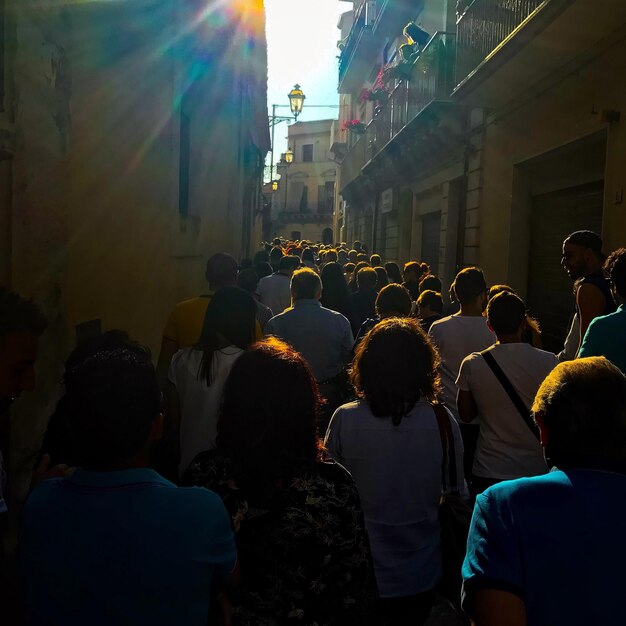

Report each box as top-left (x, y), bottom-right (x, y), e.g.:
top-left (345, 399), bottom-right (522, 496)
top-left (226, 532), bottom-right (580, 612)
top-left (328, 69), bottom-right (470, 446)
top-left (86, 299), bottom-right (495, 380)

top-left (273, 119), bottom-right (337, 244)
top-left (335, 0), bottom-right (626, 350)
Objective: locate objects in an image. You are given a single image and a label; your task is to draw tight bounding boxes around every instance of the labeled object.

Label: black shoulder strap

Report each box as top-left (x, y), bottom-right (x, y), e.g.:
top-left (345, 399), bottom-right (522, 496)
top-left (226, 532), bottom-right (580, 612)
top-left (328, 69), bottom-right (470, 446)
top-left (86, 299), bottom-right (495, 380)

top-left (480, 350), bottom-right (540, 440)
top-left (432, 402), bottom-right (459, 494)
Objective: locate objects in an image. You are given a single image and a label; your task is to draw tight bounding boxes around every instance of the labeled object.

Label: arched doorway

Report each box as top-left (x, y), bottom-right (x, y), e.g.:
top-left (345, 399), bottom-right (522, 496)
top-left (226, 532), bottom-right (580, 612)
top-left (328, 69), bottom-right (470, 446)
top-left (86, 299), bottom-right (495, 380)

top-left (322, 227), bottom-right (333, 245)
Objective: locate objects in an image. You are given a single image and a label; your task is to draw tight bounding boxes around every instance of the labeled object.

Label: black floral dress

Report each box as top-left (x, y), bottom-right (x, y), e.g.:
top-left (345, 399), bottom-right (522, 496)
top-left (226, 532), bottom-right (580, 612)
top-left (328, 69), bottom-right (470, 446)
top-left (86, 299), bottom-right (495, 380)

top-left (183, 451), bottom-right (378, 625)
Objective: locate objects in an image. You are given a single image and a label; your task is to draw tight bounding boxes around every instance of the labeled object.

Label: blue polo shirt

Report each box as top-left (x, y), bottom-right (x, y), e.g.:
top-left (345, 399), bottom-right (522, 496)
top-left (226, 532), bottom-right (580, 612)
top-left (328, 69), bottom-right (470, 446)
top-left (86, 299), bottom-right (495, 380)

top-left (462, 468), bottom-right (626, 625)
top-left (579, 304), bottom-right (626, 374)
top-left (20, 468), bottom-right (236, 626)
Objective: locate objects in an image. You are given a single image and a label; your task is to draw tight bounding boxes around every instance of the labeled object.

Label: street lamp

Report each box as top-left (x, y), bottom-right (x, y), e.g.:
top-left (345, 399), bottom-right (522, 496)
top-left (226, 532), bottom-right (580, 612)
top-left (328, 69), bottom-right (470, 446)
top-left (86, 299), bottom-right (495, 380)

top-left (268, 84), bottom-right (306, 185)
top-left (284, 147), bottom-right (294, 164)
top-left (271, 180), bottom-right (279, 192)
top-left (288, 84), bottom-right (306, 120)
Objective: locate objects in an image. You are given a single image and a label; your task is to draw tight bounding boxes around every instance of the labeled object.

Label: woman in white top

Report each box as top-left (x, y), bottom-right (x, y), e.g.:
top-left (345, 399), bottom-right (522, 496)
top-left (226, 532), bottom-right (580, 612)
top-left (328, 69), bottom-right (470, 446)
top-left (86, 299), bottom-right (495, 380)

top-left (168, 286), bottom-right (256, 477)
top-left (325, 318), bottom-right (466, 626)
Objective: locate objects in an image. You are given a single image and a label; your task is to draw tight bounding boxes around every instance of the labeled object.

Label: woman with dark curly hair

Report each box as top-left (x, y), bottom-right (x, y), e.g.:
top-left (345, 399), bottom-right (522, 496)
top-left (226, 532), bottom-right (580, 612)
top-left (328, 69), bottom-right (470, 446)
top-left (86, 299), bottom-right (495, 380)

top-left (183, 338), bottom-right (376, 626)
top-left (325, 318), bottom-right (466, 626)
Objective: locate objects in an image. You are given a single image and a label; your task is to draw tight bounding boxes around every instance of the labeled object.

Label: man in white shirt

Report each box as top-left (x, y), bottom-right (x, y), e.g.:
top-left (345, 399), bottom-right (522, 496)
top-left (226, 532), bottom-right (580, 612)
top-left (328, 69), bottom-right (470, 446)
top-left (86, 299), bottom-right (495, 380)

top-left (456, 291), bottom-right (558, 495)
top-left (258, 255), bottom-right (300, 316)
top-left (429, 267), bottom-right (495, 479)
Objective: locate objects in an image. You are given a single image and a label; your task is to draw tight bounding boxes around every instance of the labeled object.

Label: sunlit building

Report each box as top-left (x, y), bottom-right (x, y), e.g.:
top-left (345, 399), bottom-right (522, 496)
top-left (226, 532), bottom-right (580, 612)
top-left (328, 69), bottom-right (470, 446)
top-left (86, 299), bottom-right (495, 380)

top-left (335, 0), bottom-right (626, 350)
top-left (0, 0), bottom-right (270, 494)
top-left (273, 119), bottom-right (337, 244)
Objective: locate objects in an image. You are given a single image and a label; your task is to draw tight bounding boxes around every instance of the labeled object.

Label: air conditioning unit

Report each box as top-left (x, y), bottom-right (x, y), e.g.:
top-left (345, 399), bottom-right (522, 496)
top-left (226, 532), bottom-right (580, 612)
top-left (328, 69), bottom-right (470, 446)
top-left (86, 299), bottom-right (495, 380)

top-left (364, 1), bottom-right (377, 27)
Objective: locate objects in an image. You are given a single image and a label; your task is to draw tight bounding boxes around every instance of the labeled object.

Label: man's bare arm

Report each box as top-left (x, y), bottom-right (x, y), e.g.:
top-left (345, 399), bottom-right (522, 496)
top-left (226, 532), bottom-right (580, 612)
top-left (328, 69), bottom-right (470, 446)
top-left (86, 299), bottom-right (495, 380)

top-left (472, 589), bottom-right (526, 626)
top-left (576, 283), bottom-right (606, 352)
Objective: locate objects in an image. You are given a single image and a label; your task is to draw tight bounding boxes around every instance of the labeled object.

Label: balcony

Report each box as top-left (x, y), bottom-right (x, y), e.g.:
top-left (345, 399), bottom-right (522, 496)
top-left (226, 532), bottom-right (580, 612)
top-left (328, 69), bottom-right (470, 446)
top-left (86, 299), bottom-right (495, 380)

top-left (453, 0), bottom-right (626, 107)
top-left (341, 32), bottom-right (457, 192)
top-left (455, 0), bottom-right (546, 88)
top-left (277, 211), bottom-right (333, 225)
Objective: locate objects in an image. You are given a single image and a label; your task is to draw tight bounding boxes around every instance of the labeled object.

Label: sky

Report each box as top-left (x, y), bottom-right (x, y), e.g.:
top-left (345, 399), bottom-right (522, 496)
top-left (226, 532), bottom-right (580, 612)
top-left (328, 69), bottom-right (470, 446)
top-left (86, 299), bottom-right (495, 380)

top-left (265, 0), bottom-right (353, 178)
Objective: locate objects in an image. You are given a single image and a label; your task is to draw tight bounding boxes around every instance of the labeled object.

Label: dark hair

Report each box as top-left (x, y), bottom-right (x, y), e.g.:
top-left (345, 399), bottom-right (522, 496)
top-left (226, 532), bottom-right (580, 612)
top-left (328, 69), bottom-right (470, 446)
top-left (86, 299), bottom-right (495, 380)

top-left (302, 248), bottom-right (315, 263)
top-left (216, 338), bottom-right (319, 500)
top-left (533, 357), bottom-right (626, 467)
top-left (352, 318), bottom-right (440, 425)
top-left (196, 287), bottom-right (256, 386)
top-left (374, 266), bottom-right (389, 291)
top-left (488, 284), bottom-right (514, 300)
top-left (353, 241), bottom-right (362, 252)
top-left (417, 289), bottom-right (443, 314)
top-left (357, 267), bottom-right (377, 290)
top-left (206, 253), bottom-right (238, 288)
top-left (375, 284), bottom-right (412, 318)
top-left (403, 261), bottom-right (422, 278)
top-left (279, 255), bottom-right (300, 272)
top-left (487, 291), bottom-right (526, 335)
top-left (0, 289), bottom-right (47, 346)
top-left (237, 268), bottom-right (259, 294)
top-left (605, 248), bottom-right (626, 298)
top-left (270, 246), bottom-right (285, 263)
top-left (253, 250), bottom-right (270, 265)
top-left (370, 254), bottom-right (382, 267)
top-left (65, 344), bottom-right (160, 469)
top-left (320, 262), bottom-right (351, 316)
top-left (419, 274), bottom-right (442, 294)
top-left (291, 267), bottom-right (322, 300)
top-left (452, 267), bottom-right (487, 305)
top-left (344, 262), bottom-right (356, 274)
top-left (255, 262), bottom-right (273, 279)
top-left (384, 262), bottom-right (402, 284)
top-left (325, 249), bottom-right (338, 263)
top-left (356, 253), bottom-right (369, 264)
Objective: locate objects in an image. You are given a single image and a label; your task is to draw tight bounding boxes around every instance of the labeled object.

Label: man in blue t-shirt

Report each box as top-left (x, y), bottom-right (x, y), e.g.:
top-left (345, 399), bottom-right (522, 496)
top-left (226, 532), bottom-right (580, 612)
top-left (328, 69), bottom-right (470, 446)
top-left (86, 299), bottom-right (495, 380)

top-left (20, 344), bottom-right (237, 626)
top-left (462, 357), bottom-right (626, 626)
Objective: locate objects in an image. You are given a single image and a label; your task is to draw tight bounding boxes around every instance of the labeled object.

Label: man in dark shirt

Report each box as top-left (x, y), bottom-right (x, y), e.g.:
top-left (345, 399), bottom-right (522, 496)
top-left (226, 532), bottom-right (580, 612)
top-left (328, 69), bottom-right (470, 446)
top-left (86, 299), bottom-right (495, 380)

top-left (350, 267), bottom-right (378, 335)
top-left (559, 230), bottom-right (616, 360)
top-left (402, 261), bottom-right (424, 301)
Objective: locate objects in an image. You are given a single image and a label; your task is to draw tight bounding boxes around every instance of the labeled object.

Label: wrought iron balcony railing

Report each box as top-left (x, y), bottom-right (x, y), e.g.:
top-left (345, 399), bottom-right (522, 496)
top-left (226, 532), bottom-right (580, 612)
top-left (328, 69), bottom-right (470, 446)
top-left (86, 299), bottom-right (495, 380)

top-left (455, 0), bottom-right (545, 87)
top-left (341, 32), bottom-right (456, 189)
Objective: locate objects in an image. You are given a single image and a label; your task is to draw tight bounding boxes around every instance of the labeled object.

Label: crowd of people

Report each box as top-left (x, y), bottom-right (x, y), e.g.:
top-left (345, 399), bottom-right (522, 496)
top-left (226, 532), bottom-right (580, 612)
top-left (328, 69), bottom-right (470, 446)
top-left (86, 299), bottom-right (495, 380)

top-left (1, 229), bottom-right (625, 625)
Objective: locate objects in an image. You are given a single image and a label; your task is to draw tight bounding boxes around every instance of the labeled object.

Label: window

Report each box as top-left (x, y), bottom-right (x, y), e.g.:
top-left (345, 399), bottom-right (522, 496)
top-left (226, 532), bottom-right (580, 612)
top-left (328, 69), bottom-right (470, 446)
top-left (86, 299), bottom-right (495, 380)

top-left (302, 144), bottom-right (313, 162)
top-left (178, 112), bottom-right (190, 216)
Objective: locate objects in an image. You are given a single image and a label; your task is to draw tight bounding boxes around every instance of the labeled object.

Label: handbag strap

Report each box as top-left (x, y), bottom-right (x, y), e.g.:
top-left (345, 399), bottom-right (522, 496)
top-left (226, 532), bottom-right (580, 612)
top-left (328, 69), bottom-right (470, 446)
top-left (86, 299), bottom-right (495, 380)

top-left (432, 402), bottom-right (458, 494)
top-left (480, 350), bottom-right (540, 440)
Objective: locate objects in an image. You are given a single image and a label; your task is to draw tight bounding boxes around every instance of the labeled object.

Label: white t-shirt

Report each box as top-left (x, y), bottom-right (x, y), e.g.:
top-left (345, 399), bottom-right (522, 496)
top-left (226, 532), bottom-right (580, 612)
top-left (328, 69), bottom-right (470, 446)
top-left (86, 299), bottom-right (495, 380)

top-left (168, 346), bottom-right (243, 477)
top-left (456, 342), bottom-right (558, 479)
top-left (258, 273), bottom-right (292, 317)
top-left (428, 315), bottom-right (496, 420)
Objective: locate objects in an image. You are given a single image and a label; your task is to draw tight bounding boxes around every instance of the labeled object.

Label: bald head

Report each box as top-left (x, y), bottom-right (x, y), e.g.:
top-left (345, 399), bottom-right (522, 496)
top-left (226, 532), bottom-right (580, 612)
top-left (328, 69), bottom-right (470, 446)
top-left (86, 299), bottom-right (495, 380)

top-left (205, 253), bottom-right (238, 290)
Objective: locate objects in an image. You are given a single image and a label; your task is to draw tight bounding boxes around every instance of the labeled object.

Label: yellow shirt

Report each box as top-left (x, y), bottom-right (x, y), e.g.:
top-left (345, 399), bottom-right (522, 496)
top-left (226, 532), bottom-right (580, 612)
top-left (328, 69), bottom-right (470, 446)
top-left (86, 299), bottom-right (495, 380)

top-left (163, 293), bottom-right (262, 348)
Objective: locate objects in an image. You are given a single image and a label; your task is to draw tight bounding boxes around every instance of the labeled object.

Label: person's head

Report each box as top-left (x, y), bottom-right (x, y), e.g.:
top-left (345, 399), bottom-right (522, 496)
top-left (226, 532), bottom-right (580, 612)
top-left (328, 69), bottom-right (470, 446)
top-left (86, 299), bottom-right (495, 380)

top-left (357, 267), bottom-right (378, 291)
top-left (375, 284), bottom-right (412, 319)
top-left (356, 253), bottom-right (369, 264)
top-left (205, 253), bottom-right (238, 290)
top-left (487, 284), bottom-right (516, 301)
top-left (270, 246), bottom-right (285, 267)
top-left (65, 343), bottom-right (162, 470)
top-left (254, 261), bottom-right (273, 279)
top-left (325, 249), bottom-right (338, 263)
top-left (419, 274), bottom-right (442, 294)
top-left (196, 287), bottom-right (256, 385)
top-left (291, 268), bottom-right (322, 301)
top-left (320, 262), bottom-right (349, 303)
top-left (301, 248), bottom-right (315, 263)
top-left (384, 262), bottom-right (402, 284)
top-left (337, 249), bottom-right (348, 265)
top-left (352, 318), bottom-right (440, 425)
top-left (348, 249), bottom-right (358, 263)
top-left (370, 254), bottom-right (382, 267)
top-left (417, 290), bottom-right (443, 318)
top-left (486, 291), bottom-right (527, 340)
top-left (253, 249), bottom-right (270, 265)
top-left (452, 267), bottom-right (488, 310)
top-left (278, 255), bottom-right (300, 276)
top-left (403, 261), bottom-right (422, 282)
top-left (0, 289), bottom-right (47, 408)
top-left (561, 230), bottom-right (605, 280)
top-left (353, 241), bottom-right (363, 253)
top-left (272, 237), bottom-right (282, 247)
top-left (236, 268), bottom-right (260, 295)
top-left (216, 338), bottom-right (319, 491)
top-left (374, 266), bottom-right (389, 291)
top-left (533, 357), bottom-right (626, 468)
top-left (344, 262), bottom-right (356, 277)
top-left (605, 247), bottom-right (626, 303)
